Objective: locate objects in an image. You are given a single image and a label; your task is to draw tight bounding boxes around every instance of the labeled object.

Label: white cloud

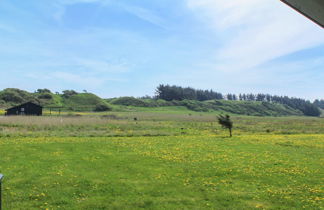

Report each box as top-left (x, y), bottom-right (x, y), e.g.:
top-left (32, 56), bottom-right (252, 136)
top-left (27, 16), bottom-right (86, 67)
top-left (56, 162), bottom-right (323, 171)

top-left (53, 0), bottom-right (167, 29)
top-left (187, 0), bottom-right (324, 71)
top-left (187, 0), bottom-right (266, 29)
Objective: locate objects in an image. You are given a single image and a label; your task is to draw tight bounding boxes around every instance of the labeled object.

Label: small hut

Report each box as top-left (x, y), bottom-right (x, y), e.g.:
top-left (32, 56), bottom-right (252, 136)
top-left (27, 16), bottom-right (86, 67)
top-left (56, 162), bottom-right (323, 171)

top-left (5, 102), bottom-right (42, 116)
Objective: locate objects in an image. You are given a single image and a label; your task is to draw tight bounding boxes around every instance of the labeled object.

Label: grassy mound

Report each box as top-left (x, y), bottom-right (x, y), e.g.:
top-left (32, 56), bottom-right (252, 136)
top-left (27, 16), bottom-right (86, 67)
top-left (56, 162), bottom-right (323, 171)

top-left (0, 88), bottom-right (37, 106)
top-left (203, 100), bottom-right (302, 116)
top-left (63, 93), bottom-right (111, 111)
top-left (109, 98), bottom-right (302, 116)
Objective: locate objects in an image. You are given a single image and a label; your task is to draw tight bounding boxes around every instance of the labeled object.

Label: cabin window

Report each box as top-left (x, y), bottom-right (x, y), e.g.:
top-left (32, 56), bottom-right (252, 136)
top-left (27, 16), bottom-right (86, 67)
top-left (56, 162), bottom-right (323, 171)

top-left (21, 108), bottom-right (25, 111)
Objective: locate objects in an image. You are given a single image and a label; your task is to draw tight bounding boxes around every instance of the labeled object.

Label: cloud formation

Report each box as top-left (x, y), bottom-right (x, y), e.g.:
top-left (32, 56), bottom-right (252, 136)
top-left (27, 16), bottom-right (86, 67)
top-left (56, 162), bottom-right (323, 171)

top-left (187, 0), bottom-right (324, 71)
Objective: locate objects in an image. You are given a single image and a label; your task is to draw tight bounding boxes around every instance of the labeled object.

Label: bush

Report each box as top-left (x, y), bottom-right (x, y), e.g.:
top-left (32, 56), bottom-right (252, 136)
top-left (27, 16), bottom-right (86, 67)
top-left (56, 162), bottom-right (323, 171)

top-left (36, 89), bottom-right (51, 94)
top-left (93, 103), bottom-right (112, 112)
top-left (38, 93), bottom-right (53, 99)
top-left (62, 90), bottom-right (78, 98)
top-left (0, 88), bottom-right (36, 104)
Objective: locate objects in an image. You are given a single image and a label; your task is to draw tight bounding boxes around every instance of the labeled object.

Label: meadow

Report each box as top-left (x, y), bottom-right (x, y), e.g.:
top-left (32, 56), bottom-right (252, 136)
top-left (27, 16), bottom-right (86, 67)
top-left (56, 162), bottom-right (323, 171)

top-left (0, 111), bottom-right (323, 209)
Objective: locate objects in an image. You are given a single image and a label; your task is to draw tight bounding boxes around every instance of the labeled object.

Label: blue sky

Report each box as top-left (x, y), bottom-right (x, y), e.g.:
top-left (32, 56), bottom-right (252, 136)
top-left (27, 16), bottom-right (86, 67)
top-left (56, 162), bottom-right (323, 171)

top-left (0, 0), bottom-right (323, 100)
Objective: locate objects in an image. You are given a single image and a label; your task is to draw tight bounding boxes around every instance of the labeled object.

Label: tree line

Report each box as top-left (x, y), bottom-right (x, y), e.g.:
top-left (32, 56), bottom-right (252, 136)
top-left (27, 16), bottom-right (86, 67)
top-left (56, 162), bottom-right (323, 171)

top-left (314, 99), bottom-right (324, 109)
top-left (155, 85), bottom-right (322, 116)
top-left (155, 85), bottom-right (223, 101)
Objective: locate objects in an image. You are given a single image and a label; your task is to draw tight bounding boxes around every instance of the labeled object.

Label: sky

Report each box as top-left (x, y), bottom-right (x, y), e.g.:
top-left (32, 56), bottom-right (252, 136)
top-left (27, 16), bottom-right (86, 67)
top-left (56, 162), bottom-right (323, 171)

top-left (0, 0), bottom-right (323, 100)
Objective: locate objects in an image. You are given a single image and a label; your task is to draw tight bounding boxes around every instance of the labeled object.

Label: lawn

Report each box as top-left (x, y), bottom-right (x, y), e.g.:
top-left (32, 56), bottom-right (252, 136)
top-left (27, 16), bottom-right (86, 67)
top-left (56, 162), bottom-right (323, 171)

top-left (0, 114), bottom-right (323, 209)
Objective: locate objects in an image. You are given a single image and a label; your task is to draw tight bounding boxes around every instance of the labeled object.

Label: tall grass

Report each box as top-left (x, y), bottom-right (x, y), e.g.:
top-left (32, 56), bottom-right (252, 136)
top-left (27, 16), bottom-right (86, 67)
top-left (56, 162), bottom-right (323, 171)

top-left (0, 114), bottom-right (324, 138)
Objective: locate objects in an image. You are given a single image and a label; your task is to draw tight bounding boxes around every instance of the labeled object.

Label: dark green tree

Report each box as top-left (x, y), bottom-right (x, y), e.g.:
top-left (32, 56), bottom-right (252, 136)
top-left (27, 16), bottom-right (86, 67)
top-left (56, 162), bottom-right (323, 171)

top-left (155, 84), bottom-right (223, 101)
top-left (217, 115), bottom-right (233, 137)
top-left (36, 89), bottom-right (51, 94)
top-left (62, 90), bottom-right (78, 98)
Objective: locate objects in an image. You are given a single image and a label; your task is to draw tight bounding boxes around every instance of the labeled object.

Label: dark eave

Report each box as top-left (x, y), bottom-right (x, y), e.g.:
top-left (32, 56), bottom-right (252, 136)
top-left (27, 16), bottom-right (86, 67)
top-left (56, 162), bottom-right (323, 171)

top-left (281, 0), bottom-right (324, 28)
top-left (5, 102), bottom-right (42, 111)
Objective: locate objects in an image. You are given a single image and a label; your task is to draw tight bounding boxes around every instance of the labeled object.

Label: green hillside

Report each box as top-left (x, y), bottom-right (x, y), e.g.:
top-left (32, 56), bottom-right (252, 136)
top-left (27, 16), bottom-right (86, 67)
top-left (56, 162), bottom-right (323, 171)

top-left (110, 97), bottom-right (302, 116)
top-left (0, 89), bottom-right (111, 112)
top-left (0, 88), bottom-right (313, 116)
top-left (182, 100), bottom-right (302, 116)
top-left (62, 93), bottom-right (111, 111)
top-left (0, 88), bottom-right (38, 106)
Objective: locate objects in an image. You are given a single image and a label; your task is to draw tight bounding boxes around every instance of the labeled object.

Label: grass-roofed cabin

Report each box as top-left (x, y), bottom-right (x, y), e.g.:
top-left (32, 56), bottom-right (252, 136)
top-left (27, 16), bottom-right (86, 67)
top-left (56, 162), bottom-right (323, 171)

top-left (5, 102), bottom-right (42, 116)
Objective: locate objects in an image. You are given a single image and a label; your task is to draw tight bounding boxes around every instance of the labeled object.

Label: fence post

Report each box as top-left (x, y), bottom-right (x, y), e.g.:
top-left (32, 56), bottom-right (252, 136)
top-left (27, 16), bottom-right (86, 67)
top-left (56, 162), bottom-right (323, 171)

top-left (0, 174), bottom-right (3, 210)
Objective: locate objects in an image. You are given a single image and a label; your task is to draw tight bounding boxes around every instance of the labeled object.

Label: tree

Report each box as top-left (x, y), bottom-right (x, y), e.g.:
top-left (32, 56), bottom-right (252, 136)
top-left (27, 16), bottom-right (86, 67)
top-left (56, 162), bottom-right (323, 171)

top-left (62, 90), bottom-right (78, 98)
top-left (217, 115), bottom-right (233, 137)
top-left (36, 89), bottom-right (51, 94)
top-left (155, 84), bottom-right (223, 101)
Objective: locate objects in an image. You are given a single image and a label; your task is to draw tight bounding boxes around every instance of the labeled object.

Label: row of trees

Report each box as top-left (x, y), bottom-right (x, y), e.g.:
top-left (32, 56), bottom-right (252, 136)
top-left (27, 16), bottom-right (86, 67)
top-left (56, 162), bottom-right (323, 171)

top-left (155, 85), bottom-right (223, 101)
top-left (155, 85), bottom-right (322, 116)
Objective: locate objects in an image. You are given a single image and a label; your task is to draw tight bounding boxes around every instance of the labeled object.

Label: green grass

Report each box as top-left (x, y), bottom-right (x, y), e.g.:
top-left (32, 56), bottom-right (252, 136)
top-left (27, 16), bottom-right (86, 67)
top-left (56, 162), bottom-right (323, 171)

top-left (1, 115), bottom-right (324, 138)
top-left (0, 113), bottom-right (323, 209)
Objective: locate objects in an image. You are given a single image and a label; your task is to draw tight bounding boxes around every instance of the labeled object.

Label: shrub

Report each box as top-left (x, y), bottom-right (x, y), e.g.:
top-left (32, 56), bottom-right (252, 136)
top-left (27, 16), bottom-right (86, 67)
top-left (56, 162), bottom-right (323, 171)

top-left (0, 88), bottom-right (36, 104)
top-left (38, 93), bottom-right (53, 99)
top-left (94, 104), bottom-right (112, 112)
top-left (62, 90), bottom-right (78, 98)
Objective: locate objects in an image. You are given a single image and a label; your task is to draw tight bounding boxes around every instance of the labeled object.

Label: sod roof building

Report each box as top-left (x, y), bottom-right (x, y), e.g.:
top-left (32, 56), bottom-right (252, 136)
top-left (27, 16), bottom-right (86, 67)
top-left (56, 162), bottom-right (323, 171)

top-left (5, 102), bottom-right (42, 116)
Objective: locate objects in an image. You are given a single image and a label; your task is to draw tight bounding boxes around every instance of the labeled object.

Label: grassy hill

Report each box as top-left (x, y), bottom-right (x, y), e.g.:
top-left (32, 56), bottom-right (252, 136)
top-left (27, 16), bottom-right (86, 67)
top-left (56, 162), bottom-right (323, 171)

top-left (109, 97), bottom-right (302, 116)
top-left (0, 88), bottom-right (38, 106)
top-left (62, 93), bottom-right (111, 111)
top-left (0, 89), bottom-right (310, 116)
top-left (0, 89), bottom-right (111, 112)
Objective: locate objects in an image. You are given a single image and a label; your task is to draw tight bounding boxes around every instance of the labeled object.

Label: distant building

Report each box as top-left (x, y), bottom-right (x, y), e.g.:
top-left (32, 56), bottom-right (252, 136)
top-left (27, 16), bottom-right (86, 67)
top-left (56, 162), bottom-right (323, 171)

top-left (5, 102), bottom-right (42, 116)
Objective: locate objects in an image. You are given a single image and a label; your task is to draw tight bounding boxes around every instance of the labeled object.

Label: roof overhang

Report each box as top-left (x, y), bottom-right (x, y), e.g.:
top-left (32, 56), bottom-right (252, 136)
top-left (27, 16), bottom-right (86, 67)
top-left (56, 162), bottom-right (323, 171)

top-left (5, 102), bottom-right (42, 111)
top-left (281, 0), bottom-right (324, 28)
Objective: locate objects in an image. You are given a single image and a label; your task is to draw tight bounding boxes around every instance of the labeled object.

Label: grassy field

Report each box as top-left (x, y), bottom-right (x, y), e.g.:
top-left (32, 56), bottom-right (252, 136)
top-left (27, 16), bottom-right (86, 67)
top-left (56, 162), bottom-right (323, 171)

top-left (0, 112), bottom-right (323, 209)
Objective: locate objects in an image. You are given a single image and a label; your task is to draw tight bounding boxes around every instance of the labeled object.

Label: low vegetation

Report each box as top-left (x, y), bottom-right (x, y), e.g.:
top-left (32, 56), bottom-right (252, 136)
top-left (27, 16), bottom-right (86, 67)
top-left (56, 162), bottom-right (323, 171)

top-left (0, 113), bottom-right (323, 209)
